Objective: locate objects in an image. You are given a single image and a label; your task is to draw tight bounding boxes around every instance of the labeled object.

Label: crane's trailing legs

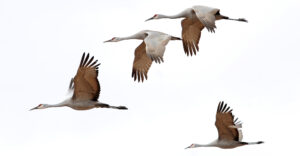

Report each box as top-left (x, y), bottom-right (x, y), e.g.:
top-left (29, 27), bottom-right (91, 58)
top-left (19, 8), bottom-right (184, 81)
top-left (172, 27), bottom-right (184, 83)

top-left (241, 141), bottom-right (264, 145)
top-left (96, 103), bottom-right (128, 110)
top-left (215, 12), bottom-right (248, 22)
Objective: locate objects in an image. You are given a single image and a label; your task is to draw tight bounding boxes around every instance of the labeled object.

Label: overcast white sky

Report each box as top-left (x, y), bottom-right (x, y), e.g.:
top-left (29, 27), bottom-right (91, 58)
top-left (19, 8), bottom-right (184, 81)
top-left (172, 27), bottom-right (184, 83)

top-left (1, 0), bottom-right (300, 155)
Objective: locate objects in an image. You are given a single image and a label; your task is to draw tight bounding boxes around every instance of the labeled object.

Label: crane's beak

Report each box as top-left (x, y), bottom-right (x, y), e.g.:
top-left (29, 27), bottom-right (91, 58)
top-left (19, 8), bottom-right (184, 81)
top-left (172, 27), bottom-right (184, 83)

top-left (103, 39), bottom-right (112, 43)
top-left (185, 146), bottom-right (190, 149)
top-left (145, 17), bottom-right (154, 22)
top-left (29, 106), bottom-right (38, 111)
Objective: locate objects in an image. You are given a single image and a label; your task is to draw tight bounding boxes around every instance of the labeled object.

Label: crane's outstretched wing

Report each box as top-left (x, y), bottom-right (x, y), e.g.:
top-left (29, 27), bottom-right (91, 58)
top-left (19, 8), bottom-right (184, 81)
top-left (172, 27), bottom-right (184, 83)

top-left (72, 53), bottom-right (101, 101)
top-left (215, 101), bottom-right (243, 141)
top-left (68, 77), bottom-right (75, 95)
top-left (181, 18), bottom-right (204, 56)
top-left (132, 41), bottom-right (152, 82)
top-left (192, 6), bottom-right (219, 33)
top-left (144, 32), bottom-right (171, 63)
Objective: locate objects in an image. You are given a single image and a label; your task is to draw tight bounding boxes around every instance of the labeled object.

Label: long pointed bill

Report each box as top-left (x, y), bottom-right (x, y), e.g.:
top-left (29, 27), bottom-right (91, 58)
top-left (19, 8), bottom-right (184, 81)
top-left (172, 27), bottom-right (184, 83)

top-left (145, 17), bottom-right (154, 22)
top-left (103, 39), bottom-right (112, 43)
top-left (29, 106), bottom-right (38, 111)
top-left (185, 146), bottom-right (191, 149)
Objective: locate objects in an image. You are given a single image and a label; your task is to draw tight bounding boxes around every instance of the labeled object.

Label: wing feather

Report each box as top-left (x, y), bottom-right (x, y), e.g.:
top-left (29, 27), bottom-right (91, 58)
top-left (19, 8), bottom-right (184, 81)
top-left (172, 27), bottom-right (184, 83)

top-left (181, 18), bottom-right (204, 56)
top-left (85, 56), bottom-right (94, 67)
top-left (144, 32), bottom-right (171, 64)
top-left (215, 101), bottom-right (243, 141)
top-left (192, 6), bottom-right (219, 33)
top-left (72, 53), bottom-right (101, 101)
top-left (131, 42), bottom-right (152, 82)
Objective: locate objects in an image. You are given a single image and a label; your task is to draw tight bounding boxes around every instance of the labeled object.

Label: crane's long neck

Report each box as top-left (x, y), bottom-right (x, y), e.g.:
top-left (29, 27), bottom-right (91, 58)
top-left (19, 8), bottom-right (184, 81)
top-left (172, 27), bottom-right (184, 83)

top-left (194, 143), bottom-right (216, 147)
top-left (188, 141), bottom-right (218, 148)
top-left (158, 8), bottom-right (192, 19)
top-left (43, 99), bottom-right (70, 109)
top-left (119, 32), bottom-right (146, 41)
top-left (158, 13), bottom-right (186, 19)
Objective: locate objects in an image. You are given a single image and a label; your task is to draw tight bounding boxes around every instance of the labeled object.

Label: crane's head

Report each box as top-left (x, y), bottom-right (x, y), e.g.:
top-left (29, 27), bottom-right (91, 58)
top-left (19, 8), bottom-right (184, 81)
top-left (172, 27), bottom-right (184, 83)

top-left (145, 14), bottom-right (160, 21)
top-left (30, 104), bottom-right (47, 110)
top-left (103, 37), bottom-right (122, 43)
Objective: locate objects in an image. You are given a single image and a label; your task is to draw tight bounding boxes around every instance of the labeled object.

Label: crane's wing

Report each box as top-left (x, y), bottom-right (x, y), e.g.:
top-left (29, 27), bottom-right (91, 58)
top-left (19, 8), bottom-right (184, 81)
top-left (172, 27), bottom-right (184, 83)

top-left (181, 18), bottom-right (204, 56)
top-left (72, 53), bottom-right (101, 101)
top-left (68, 77), bottom-right (75, 95)
top-left (132, 41), bottom-right (153, 82)
top-left (144, 32), bottom-right (171, 63)
top-left (192, 6), bottom-right (219, 33)
top-left (215, 101), bottom-right (243, 141)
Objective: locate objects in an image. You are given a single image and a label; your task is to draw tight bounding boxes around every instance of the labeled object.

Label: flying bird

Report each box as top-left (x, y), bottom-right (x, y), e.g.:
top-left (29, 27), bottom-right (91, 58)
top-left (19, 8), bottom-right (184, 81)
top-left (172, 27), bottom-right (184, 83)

top-left (146, 5), bottom-right (247, 56)
top-left (30, 53), bottom-right (128, 111)
top-left (104, 30), bottom-right (181, 82)
top-left (185, 101), bottom-right (263, 149)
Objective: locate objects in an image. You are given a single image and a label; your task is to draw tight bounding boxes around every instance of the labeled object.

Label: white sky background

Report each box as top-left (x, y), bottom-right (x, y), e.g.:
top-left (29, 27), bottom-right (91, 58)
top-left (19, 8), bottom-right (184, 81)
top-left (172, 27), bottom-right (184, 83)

top-left (0, 0), bottom-right (300, 155)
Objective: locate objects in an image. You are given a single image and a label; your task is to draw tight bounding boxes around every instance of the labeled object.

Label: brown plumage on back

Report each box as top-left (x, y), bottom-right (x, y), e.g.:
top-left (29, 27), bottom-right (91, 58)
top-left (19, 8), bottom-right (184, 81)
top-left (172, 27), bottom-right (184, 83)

top-left (72, 53), bottom-right (101, 101)
top-left (131, 42), bottom-right (153, 82)
top-left (181, 18), bottom-right (204, 56)
top-left (215, 101), bottom-right (242, 141)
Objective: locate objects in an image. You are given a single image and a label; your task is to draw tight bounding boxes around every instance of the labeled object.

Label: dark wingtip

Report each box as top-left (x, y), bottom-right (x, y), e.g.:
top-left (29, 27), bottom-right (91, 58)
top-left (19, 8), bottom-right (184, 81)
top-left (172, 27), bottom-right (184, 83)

top-left (80, 52), bottom-right (86, 67)
top-left (69, 78), bottom-right (74, 89)
top-left (219, 101), bottom-right (224, 112)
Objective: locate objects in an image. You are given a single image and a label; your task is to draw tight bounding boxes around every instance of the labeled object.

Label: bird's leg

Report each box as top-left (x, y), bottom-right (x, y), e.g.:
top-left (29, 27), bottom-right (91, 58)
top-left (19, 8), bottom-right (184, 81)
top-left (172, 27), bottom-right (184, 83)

top-left (96, 102), bottom-right (128, 110)
top-left (216, 14), bottom-right (248, 22)
top-left (95, 103), bottom-right (110, 108)
top-left (242, 141), bottom-right (264, 145)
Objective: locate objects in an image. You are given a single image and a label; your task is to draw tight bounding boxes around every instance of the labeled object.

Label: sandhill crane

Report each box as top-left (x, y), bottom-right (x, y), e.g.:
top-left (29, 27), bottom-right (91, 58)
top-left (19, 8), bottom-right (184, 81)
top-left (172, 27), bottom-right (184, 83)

top-left (104, 30), bottom-right (181, 82)
top-left (30, 53), bottom-right (128, 111)
top-left (145, 5), bottom-right (247, 56)
top-left (185, 101), bottom-right (263, 149)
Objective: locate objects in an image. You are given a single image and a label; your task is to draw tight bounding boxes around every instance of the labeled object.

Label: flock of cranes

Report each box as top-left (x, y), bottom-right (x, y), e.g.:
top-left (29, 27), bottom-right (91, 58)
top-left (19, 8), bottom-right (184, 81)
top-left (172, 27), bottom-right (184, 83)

top-left (30, 5), bottom-right (263, 150)
top-left (105, 5), bottom-right (247, 82)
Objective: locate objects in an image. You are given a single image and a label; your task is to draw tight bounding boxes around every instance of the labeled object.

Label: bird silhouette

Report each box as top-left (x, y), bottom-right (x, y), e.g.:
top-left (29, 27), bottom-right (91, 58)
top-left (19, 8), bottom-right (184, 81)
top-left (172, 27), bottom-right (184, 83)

top-left (185, 101), bottom-right (263, 149)
top-left (104, 30), bottom-right (181, 82)
top-left (146, 5), bottom-right (247, 56)
top-left (30, 53), bottom-right (128, 111)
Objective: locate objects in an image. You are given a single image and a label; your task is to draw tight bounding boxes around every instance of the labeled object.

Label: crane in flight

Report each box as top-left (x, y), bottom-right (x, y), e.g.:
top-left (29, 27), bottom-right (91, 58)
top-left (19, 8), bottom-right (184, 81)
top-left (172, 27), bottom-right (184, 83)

top-left (104, 30), bottom-right (181, 82)
top-left (146, 5), bottom-right (247, 56)
top-left (30, 53), bottom-right (128, 111)
top-left (185, 101), bottom-right (263, 149)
